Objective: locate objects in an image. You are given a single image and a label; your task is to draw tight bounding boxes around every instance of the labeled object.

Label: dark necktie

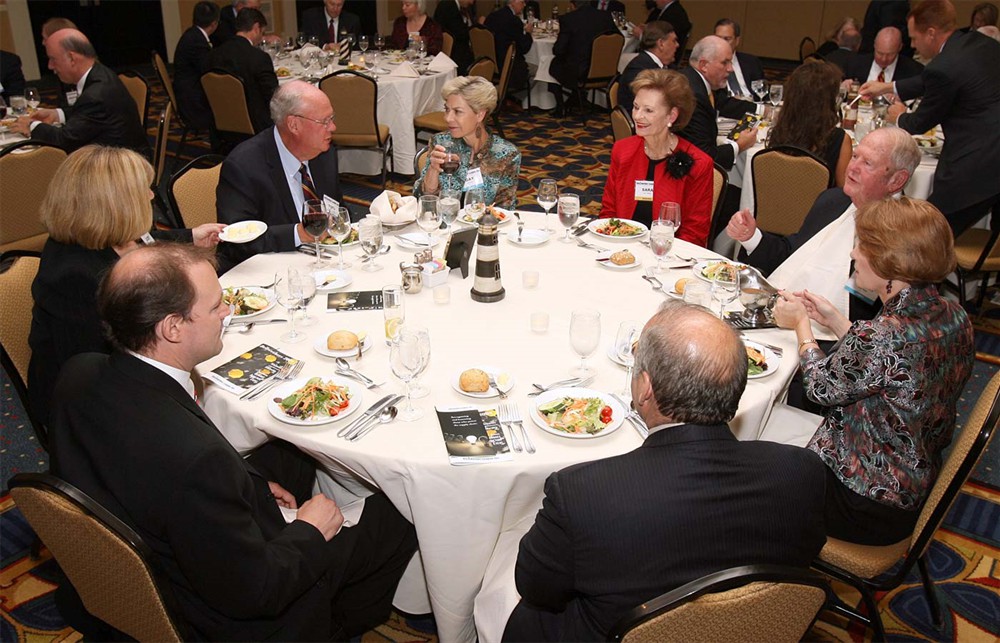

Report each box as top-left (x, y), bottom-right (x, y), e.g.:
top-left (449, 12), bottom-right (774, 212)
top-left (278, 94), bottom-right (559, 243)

top-left (877, 67), bottom-right (885, 83)
top-left (300, 163), bottom-right (318, 203)
top-left (328, 19), bottom-right (337, 44)
top-left (727, 71), bottom-right (741, 96)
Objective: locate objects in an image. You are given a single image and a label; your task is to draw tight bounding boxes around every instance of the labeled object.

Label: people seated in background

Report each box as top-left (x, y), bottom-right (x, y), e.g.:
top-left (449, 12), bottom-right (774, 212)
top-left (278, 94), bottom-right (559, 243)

top-left (502, 300), bottom-right (827, 642)
top-left (634, 0), bottom-right (691, 63)
top-left (824, 23), bottom-right (862, 74)
top-left (860, 0), bottom-right (912, 55)
top-left (389, 0), bottom-right (444, 55)
top-left (205, 7), bottom-right (278, 134)
top-left (548, 0), bottom-right (617, 116)
top-left (173, 1), bottom-right (219, 132)
top-left (816, 16), bottom-right (860, 57)
top-left (726, 127), bottom-right (920, 325)
top-left (27, 146), bottom-right (222, 429)
top-left (414, 76), bottom-right (521, 209)
top-left (766, 60), bottom-right (852, 187)
top-left (434, 0), bottom-right (482, 73)
top-left (301, 0), bottom-right (362, 49)
top-left (13, 29), bottom-right (148, 155)
top-left (0, 50), bottom-right (25, 103)
top-left (39, 17), bottom-right (77, 109)
top-left (774, 197), bottom-right (974, 546)
top-left (600, 69), bottom-right (712, 246)
top-left (842, 26), bottom-right (923, 84)
top-left (48, 242), bottom-right (418, 641)
top-left (616, 21), bottom-right (678, 113)
top-left (979, 24), bottom-right (1000, 40)
top-left (485, 0), bottom-right (534, 106)
top-left (216, 80), bottom-right (343, 271)
top-left (211, 0), bottom-right (256, 46)
top-left (964, 2), bottom-right (998, 31)
top-left (713, 18), bottom-right (764, 98)
top-left (678, 35), bottom-right (760, 172)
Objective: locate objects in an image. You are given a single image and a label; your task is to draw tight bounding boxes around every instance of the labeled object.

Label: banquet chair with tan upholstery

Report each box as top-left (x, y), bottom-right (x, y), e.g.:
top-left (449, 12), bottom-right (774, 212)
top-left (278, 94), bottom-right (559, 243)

top-left (9, 473), bottom-right (188, 641)
top-left (610, 105), bottom-right (634, 142)
top-left (813, 369), bottom-right (1000, 641)
top-left (319, 71), bottom-right (393, 187)
top-left (751, 146), bottom-right (830, 236)
top-left (0, 250), bottom-right (46, 448)
top-left (799, 36), bottom-right (818, 62)
top-left (607, 565), bottom-right (831, 643)
top-left (118, 71), bottom-right (150, 130)
top-left (491, 44), bottom-right (516, 139)
top-left (152, 50), bottom-right (202, 160)
top-left (708, 162), bottom-right (730, 246)
top-left (469, 25), bottom-right (497, 71)
top-left (575, 32), bottom-right (624, 123)
top-left (950, 224), bottom-right (1000, 308)
top-left (414, 57), bottom-right (498, 141)
top-left (0, 141), bottom-right (67, 254)
top-left (167, 155), bottom-right (225, 229)
top-left (153, 103), bottom-right (173, 190)
top-left (201, 70), bottom-right (255, 151)
top-left (608, 79), bottom-right (620, 111)
top-left (442, 32), bottom-right (455, 58)
top-left (413, 145), bottom-right (430, 176)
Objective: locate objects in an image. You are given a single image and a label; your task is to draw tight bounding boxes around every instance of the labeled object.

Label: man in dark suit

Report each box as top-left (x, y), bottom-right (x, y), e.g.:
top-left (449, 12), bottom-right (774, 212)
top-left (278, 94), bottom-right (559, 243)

top-left (502, 300), bottom-right (827, 642)
top-left (860, 0), bottom-right (912, 56)
top-left (863, 0), bottom-right (1000, 234)
top-left (212, 0), bottom-right (254, 47)
top-left (824, 27), bottom-right (862, 75)
top-left (301, 0), bottom-right (362, 49)
top-left (593, 0), bottom-right (626, 13)
top-left (435, 0), bottom-right (480, 73)
top-left (677, 35), bottom-right (759, 171)
top-left (173, 1), bottom-right (219, 131)
top-left (843, 26), bottom-right (923, 83)
top-left (635, 0), bottom-right (691, 64)
top-left (0, 50), bottom-right (25, 103)
top-left (217, 80), bottom-right (343, 271)
top-left (206, 7), bottom-right (277, 134)
top-left (714, 19), bottom-right (764, 98)
top-left (485, 0), bottom-right (534, 104)
top-left (48, 243), bottom-right (417, 641)
top-left (616, 21), bottom-right (677, 112)
top-left (549, 0), bottom-right (616, 115)
top-left (13, 29), bottom-right (147, 155)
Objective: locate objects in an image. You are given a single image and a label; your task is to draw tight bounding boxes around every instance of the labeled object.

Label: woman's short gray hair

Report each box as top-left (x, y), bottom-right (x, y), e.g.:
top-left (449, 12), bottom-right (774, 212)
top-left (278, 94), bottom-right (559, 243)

top-left (404, 0), bottom-right (427, 14)
top-left (442, 76), bottom-right (497, 114)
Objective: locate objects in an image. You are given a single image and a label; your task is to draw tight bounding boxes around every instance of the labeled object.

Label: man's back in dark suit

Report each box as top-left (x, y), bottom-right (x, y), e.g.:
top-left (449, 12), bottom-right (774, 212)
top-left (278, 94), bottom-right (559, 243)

top-left (485, 5), bottom-right (533, 89)
top-left (206, 35), bottom-right (278, 132)
top-left (617, 51), bottom-right (661, 112)
top-left (211, 5), bottom-right (238, 47)
top-left (678, 65), bottom-right (754, 170)
top-left (824, 47), bottom-right (854, 75)
top-left (647, 0), bottom-right (691, 58)
top-left (0, 50), bottom-right (26, 102)
top-left (550, 3), bottom-right (617, 88)
top-left (300, 5), bottom-right (362, 47)
top-left (842, 51), bottom-right (923, 83)
top-left (173, 26), bottom-right (214, 130)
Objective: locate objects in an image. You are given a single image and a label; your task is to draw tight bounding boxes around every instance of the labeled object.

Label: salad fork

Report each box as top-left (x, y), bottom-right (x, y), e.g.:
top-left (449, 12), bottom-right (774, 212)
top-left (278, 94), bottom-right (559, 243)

top-left (498, 404), bottom-right (522, 453)
top-left (576, 238), bottom-right (607, 252)
top-left (507, 403), bottom-right (535, 454)
top-left (240, 361), bottom-right (293, 400)
top-left (246, 360), bottom-right (304, 401)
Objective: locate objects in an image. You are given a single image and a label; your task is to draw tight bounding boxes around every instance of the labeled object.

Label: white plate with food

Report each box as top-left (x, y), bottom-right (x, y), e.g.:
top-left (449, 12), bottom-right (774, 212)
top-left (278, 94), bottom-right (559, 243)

top-left (744, 340), bottom-right (778, 380)
top-left (596, 249), bottom-right (641, 270)
top-left (220, 220), bottom-right (268, 244)
top-left (395, 232), bottom-right (442, 249)
top-left (223, 286), bottom-right (275, 319)
top-left (912, 134), bottom-right (944, 156)
top-left (321, 223), bottom-right (360, 249)
top-left (505, 229), bottom-right (551, 246)
top-left (267, 376), bottom-right (363, 426)
top-left (312, 330), bottom-right (372, 358)
top-left (313, 269), bottom-right (354, 291)
top-left (530, 388), bottom-right (625, 439)
top-left (458, 205), bottom-right (514, 226)
top-left (693, 260), bottom-right (744, 283)
top-left (452, 366), bottom-right (515, 398)
top-left (587, 218), bottom-right (648, 241)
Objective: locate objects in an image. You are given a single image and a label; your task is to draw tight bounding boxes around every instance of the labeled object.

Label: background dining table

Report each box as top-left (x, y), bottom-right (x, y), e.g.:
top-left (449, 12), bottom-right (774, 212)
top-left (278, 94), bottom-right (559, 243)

top-left (200, 211), bottom-right (800, 643)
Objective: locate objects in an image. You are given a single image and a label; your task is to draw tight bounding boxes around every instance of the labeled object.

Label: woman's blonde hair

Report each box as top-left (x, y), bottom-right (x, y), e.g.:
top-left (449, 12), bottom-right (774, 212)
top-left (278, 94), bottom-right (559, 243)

top-left (442, 75), bottom-right (497, 115)
top-left (630, 69), bottom-right (695, 129)
top-left (855, 196), bottom-right (956, 285)
top-left (40, 145), bottom-right (153, 250)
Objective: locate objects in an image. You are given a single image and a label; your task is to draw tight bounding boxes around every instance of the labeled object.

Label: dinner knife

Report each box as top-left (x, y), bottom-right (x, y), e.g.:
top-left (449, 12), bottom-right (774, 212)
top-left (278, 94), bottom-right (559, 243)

top-left (346, 394), bottom-right (403, 441)
top-left (228, 318), bottom-right (287, 327)
top-left (337, 394), bottom-right (395, 438)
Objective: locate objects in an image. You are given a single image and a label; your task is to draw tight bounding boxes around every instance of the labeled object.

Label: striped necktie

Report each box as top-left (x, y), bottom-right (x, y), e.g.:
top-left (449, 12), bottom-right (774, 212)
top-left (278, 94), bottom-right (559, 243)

top-left (877, 67), bottom-right (885, 83)
top-left (300, 163), bottom-right (318, 203)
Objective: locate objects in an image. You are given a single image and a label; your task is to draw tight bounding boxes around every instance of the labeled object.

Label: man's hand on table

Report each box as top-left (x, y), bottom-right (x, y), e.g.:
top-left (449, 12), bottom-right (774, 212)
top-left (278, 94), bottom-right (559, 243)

top-left (887, 101), bottom-right (907, 124)
top-left (735, 127), bottom-right (758, 152)
top-left (726, 208), bottom-right (757, 242)
top-left (296, 223), bottom-right (329, 244)
top-left (297, 494), bottom-right (345, 540)
top-left (11, 116), bottom-right (33, 136)
top-left (858, 80), bottom-right (893, 98)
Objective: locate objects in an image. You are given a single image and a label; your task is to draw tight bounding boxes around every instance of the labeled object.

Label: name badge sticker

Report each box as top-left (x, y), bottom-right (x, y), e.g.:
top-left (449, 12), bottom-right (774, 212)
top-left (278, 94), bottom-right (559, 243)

top-left (634, 180), bottom-right (654, 202)
top-left (463, 167), bottom-right (485, 190)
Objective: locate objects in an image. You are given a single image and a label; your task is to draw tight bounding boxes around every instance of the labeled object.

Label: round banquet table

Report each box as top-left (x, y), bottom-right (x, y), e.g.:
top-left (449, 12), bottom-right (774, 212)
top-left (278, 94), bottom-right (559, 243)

top-left (201, 211), bottom-right (799, 643)
top-left (524, 32), bottom-right (638, 110)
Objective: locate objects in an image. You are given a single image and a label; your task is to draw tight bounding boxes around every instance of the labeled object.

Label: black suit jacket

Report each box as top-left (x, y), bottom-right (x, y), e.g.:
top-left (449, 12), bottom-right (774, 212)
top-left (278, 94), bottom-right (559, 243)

top-left (216, 127), bottom-right (343, 271)
top-left (732, 50), bottom-right (764, 94)
top-left (0, 49), bottom-right (26, 102)
top-left (895, 30), bottom-right (1000, 220)
top-left (593, 0), bottom-right (626, 13)
top-left (503, 424), bottom-right (827, 642)
top-left (30, 63), bottom-right (148, 155)
top-left (617, 50), bottom-right (661, 112)
top-left (550, 4), bottom-right (617, 87)
top-left (677, 65), bottom-right (755, 170)
top-left (211, 5), bottom-right (238, 47)
top-left (434, 0), bottom-right (475, 72)
top-left (860, 0), bottom-right (911, 57)
top-left (206, 35), bottom-right (278, 133)
top-left (173, 26), bottom-right (214, 130)
top-left (647, 0), bottom-right (691, 56)
top-left (49, 352), bottom-right (346, 641)
top-left (824, 47), bottom-right (854, 75)
top-left (842, 52), bottom-right (923, 83)
top-left (485, 6), bottom-right (533, 85)
top-left (300, 7), bottom-right (362, 47)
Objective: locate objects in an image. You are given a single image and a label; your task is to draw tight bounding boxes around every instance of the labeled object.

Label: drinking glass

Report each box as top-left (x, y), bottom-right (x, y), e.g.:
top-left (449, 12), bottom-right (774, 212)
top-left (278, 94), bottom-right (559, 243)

top-left (465, 187), bottom-right (486, 221)
top-left (284, 37), bottom-right (295, 52)
top-left (417, 195), bottom-right (440, 249)
top-left (390, 328), bottom-right (424, 421)
top-left (308, 35), bottom-right (320, 47)
top-left (557, 192), bottom-right (580, 243)
top-left (440, 138), bottom-right (459, 189)
top-left (382, 284), bottom-right (405, 344)
top-left (614, 321), bottom-right (640, 397)
top-left (328, 206), bottom-right (352, 269)
top-left (409, 327), bottom-right (432, 398)
top-left (375, 33), bottom-right (385, 52)
top-left (537, 178), bottom-right (558, 233)
top-left (439, 188), bottom-right (461, 237)
top-left (751, 79), bottom-right (766, 102)
top-left (769, 84), bottom-right (783, 107)
top-left (277, 270), bottom-right (305, 343)
top-left (297, 272), bottom-right (318, 327)
top-left (302, 199), bottom-right (328, 267)
top-left (366, 50), bottom-right (380, 76)
top-left (301, 52), bottom-right (314, 72)
top-left (24, 87), bottom-right (40, 111)
top-left (649, 221), bottom-right (673, 273)
top-left (359, 216), bottom-right (384, 271)
top-left (296, 32), bottom-right (307, 48)
top-left (359, 35), bottom-right (369, 52)
top-left (569, 309), bottom-right (601, 376)
top-left (711, 274), bottom-right (740, 320)
top-left (9, 95), bottom-right (26, 116)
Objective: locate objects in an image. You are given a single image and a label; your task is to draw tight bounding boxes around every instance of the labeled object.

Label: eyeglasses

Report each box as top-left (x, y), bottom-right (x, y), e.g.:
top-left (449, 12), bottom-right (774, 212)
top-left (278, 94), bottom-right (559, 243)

top-left (292, 113), bottom-right (336, 126)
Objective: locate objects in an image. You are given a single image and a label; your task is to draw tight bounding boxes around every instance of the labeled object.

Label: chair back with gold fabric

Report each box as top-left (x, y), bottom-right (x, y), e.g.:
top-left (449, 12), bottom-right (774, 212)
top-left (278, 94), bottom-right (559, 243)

top-left (414, 145), bottom-right (430, 176)
top-left (583, 32), bottom-right (625, 89)
top-left (610, 105), bottom-right (634, 142)
top-left (0, 250), bottom-right (45, 446)
top-left (609, 79), bottom-right (620, 110)
top-left (118, 71), bottom-right (150, 130)
top-left (319, 70), bottom-right (393, 186)
top-left (469, 25), bottom-right (497, 67)
top-left (442, 32), bottom-right (455, 58)
top-left (799, 36), bottom-right (817, 62)
top-left (152, 50), bottom-right (183, 126)
top-left (152, 103), bottom-right (173, 188)
top-left (950, 227), bottom-right (1000, 307)
top-left (751, 146), bottom-right (830, 236)
top-left (0, 141), bottom-right (67, 254)
top-left (200, 70), bottom-right (255, 136)
top-left (10, 473), bottom-right (187, 641)
top-left (167, 155), bottom-right (225, 229)
top-left (468, 56), bottom-right (497, 82)
top-left (608, 565), bottom-right (830, 643)
top-left (495, 43), bottom-right (516, 106)
top-left (707, 162), bottom-right (730, 245)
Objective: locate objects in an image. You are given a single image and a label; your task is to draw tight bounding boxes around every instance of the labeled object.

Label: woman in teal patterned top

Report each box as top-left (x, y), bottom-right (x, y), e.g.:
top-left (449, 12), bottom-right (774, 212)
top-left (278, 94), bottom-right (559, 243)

top-left (414, 76), bottom-right (521, 209)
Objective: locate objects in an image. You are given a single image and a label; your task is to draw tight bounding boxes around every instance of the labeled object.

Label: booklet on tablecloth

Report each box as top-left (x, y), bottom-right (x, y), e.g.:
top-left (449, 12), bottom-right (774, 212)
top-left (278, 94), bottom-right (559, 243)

top-left (327, 290), bottom-right (384, 312)
top-left (204, 344), bottom-right (297, 395)
top-left (436, 406), bottom-right (512, 465)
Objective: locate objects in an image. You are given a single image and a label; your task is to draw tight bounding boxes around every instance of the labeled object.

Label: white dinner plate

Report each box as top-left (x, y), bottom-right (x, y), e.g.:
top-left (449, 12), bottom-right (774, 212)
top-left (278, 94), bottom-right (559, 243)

top-left (693, 260), bottom-right (745, 283)
top-left (312, 332), bottom-right (373, 359)
top-left (223, 286), bottom-right (276, 320)
top-left (267, 376), bottom-right (363, 426)
top-left (313, 269), bottom-right (354, 291)
top-left (395, 232), bottom-right (442, 249)
top-left (744, 340), bottom-right (779, 380)
top-left (505, 229), bottom-right (551, 246)
top-left (220, 220), bottom-right (268, 244)
top-left (458, 206), bottom-right (515, 226)
top-left (451, 366), bottom-right (515, 398)
top-left (587, 218), bottom-right (648, 241)
top-left (530, 388), bottom-right (625, 439)
top-left (596, 250), bottom-right (641, 270)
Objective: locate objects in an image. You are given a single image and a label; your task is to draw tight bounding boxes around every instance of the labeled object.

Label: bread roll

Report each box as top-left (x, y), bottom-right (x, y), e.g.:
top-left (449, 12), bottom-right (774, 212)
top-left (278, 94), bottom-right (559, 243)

top-left (327, 330), bottom-right (359, 351)
top-left (610, 250), bottom-right (635, 266)
top-left (459, 368), bottom-right (490, 393)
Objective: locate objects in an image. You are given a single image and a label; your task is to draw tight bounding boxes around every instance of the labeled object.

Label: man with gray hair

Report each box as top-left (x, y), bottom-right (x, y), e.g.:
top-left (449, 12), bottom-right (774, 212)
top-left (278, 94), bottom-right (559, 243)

top-left (216, 80), bottom-right (343, 270)
top-left (13, 28), bottom-right (148, 154)
top-left (504, 301), bottom-right (827, 642)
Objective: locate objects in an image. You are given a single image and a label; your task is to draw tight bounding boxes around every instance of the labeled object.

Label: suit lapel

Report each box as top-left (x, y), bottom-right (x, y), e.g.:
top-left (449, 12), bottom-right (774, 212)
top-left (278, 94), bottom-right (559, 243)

top-left (263, 130), bottom-right (300, 224)
top-left (110, 353), bottom-right (215, 427)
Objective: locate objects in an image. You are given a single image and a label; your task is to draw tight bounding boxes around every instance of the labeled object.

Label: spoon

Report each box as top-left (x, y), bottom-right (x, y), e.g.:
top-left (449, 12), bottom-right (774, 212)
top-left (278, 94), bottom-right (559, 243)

top-left (225, 322), bottom-right (254, 334)
top-left (350, 405), bottom-right (397, 441)
top-left (334, 357), bottom-right (378, 388)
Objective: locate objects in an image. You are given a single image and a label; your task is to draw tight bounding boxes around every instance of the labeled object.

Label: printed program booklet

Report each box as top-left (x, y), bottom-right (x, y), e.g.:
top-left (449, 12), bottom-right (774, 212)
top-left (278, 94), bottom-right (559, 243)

top-left (204, 344), bottom-right (297, 394)
top-left (436, 406), bottom-right (512, 465)
top-left (327, 290), bottom-right (384, 312)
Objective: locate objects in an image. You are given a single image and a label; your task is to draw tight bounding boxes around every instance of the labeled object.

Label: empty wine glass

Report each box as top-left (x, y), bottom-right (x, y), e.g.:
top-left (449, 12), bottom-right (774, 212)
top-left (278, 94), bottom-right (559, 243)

top-left (374, 33), bottom-right (385, 52)
top-left (277, 269), bottom-right (305, 343)
top-left (465, 187), bottom-right (485, 221)
top-left (24, 87), bottom-right (40, 111)
top-left (417, 195), bottom-right (440, 249)
top-left (751, 78), bottom-right (766, 102)
top-left (614, 321), bottom-right (640, 397)
top-left (308, 35), bottom-right (320, 47)
top-left (296, 32), bottom-right (307, 48)
top-left (328, 206), bottom-right (352, 269)
top-left (390, 327), bottom-right (424, 421)
top-left (557, 192), bottom-right (580, 243)
top-left (359, 35), bottom-right (370, 53)
top-left (769, 84), bottom-right (783, 107)
top-left (569, 309), bottom-right (601, 377)
top-left (439, 188), bottom-right (461, 237)
top-left (537, 178), bottom-right (558, 233)
top-left (711, 271), bottom-right (740, 320)
top-left (302, 199), bottom-right (328, 267)
top-left (297, 272), bottom-right (318, 327)
top-left (409, 327), bottom-right (432, 398)
top-left (359, 216), bottom-right (384, 272)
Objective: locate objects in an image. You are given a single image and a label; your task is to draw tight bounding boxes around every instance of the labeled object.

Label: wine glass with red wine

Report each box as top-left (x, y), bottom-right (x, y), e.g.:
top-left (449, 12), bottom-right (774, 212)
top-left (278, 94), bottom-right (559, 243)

top-left (440, 138), bottom-right (459, 190)
top-left (302, 199), bottom-right (328, 268)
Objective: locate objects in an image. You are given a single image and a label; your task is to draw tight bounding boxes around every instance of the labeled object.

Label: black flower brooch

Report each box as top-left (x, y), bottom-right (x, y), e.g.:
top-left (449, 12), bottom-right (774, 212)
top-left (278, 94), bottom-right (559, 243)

top-left (666, 150), bottom-right (694, 179)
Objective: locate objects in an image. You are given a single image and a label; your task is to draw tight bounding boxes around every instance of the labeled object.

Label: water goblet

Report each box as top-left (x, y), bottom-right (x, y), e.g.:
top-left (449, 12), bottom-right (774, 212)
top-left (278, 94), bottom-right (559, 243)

top-left (297, 272), bottom-right (318, 327)
top-left (409, 327), bottom-right (432, 398)
top-left (439, 188), bottom-right (461, 237)
top-left (769, 84), bottom-right (783, 108)
top-left (296, 32), bottom-right (307, 48)
top-left (328, 206), bottom-right (352, 269)
top-left (614, 321), bottom-right (640, 397)
top-left (374, 33), bottom-right (385, 52)
top-left (24, 87), bottom-right (40, 111)
top-left (465, 187), bottom-right (486, 221)
top-left (751, 78), bottom-right (767, 102)
top-left (277, 269), bottom-right (305, 343)
top-left (569, 309), bottom-right (601, 377)
top-left (557, 192), bottom-right (580, 243)
top-left (359, 35), bottom-right (370, 53)
top-left (417, 195), bottom-right (440, 249)
top-left (359, 216), bottom-right (384, 271)
top-left (711, 272), bottom-right (740, 320)
top-left (308, 35), bottom-right (319, 47)
top-left (390, 328), bottom-right (424, 421)
top-left (649, 221), bottom-right (674, 273)
top-left (537, 178), bottom-right (558, 233)
top-left (302, 199), bottom-right (328, 268)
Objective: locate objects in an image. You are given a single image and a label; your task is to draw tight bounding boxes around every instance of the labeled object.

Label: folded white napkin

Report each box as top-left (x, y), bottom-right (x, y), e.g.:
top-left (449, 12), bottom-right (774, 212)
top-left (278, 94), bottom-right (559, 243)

top-left (389, 61), bottom-right (420, 78)
top-left (370, 190), bottom-right (418, 224)
top-left (427, 52), bottom-right (458, 72)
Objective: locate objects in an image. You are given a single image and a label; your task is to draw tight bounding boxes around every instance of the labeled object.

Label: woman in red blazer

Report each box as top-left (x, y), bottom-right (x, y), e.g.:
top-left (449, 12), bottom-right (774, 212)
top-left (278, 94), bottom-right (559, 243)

top-left (600, 69), bottom-right (713, 247)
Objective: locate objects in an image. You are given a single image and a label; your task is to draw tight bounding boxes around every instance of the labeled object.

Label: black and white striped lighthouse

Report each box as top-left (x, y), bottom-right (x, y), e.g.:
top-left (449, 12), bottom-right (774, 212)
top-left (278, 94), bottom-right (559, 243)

top-left (470, 209), bottom-right (505, 303)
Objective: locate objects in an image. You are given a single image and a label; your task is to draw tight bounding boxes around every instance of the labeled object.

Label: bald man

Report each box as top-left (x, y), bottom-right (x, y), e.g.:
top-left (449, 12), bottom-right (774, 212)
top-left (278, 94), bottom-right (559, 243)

top-left (843, 26), bottom-right (923, 83)
top-left (13, 29), bottom-right (148, 154)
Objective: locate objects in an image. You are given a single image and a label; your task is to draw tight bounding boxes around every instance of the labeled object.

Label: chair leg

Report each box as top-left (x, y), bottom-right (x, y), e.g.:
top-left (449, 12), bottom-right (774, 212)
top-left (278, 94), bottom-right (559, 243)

top-left (492, 112), bottom-right (505, 140)
top-left (177, 126), bottom-right (190, 163)
top-left (957, 270), bottom-right (968, 308)
top-left (858, 585), bottom-right (887, 642)
top-left (917, 555), bottom-right (943, 628)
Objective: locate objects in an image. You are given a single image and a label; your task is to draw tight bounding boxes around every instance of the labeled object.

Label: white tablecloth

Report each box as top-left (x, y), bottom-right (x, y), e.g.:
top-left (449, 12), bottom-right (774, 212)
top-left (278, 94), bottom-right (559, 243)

top-left (524, 33), bottom-right (638, 109)
top-left (201, 211), bottom-right (799, 643)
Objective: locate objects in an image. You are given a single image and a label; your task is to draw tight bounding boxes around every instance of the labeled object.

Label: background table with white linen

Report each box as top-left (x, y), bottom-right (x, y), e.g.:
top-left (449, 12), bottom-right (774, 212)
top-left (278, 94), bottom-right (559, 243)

top-left (524, 32), bottom-right (638, 110)
top-left (201, 212), bottom-right (798, 643)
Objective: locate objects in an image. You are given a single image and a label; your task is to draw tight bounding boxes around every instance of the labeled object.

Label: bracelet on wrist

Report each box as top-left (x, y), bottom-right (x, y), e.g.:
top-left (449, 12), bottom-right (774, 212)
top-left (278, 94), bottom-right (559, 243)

top-left (799, 339), bottom-right (819, 350)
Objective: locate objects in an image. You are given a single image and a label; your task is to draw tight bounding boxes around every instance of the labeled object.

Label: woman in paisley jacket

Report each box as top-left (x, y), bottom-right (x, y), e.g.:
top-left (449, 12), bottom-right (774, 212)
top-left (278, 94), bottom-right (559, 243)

top-left (773, 197), bottom-right (974, 545)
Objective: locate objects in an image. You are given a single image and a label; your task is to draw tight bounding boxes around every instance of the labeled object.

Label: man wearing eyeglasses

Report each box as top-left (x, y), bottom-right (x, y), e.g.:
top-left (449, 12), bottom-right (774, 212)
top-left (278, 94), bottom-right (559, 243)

top-left (216, 81), bottom-right (344, 271)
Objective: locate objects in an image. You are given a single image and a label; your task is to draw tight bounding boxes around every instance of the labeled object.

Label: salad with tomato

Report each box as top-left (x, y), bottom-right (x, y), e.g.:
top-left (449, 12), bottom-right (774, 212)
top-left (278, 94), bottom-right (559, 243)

top-left (537, 397), bottom-right (614, 435)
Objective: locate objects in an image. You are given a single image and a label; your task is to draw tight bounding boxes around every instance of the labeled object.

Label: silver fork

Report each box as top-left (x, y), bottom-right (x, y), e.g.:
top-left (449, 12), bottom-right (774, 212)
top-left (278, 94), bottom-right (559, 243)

top-left (576, 238), bottom-right (607, 252)
top-left (740, 334), bottom-right (785, 357)
top-left (246, 360), bottom-right (304, 401)
top-left (240, 360), bottom-right (293, 400)
top-left (499, 403), bottom-right (522, 453)
top-left (507, 403), bottom-right (535, 454)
